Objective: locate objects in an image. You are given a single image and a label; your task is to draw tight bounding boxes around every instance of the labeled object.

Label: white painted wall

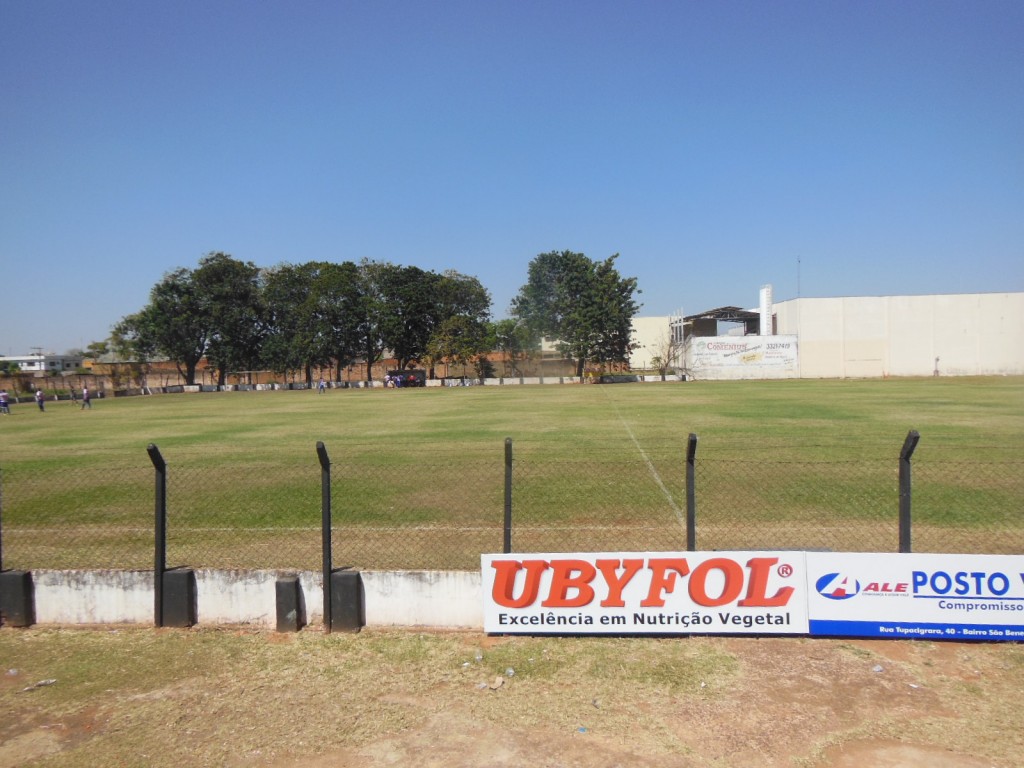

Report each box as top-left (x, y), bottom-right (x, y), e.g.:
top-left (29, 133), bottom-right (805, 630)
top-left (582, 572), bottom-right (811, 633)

top-left (629, 316), bottom-right (674, 370)
top-left (24, 569), bottom-right (483, 630)
top-left (32, 570), bottom-right (154, 624)
top-left (774, 292), bottom-right (1024, 378)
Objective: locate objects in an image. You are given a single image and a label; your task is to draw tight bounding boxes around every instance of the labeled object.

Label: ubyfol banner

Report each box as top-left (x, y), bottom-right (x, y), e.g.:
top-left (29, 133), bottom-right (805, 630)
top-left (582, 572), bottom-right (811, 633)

top-left (481, 551), bottom-right (809, 635)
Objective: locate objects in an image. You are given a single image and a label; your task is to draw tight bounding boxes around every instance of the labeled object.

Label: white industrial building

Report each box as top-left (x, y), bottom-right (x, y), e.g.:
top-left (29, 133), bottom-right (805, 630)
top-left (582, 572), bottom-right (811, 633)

top-left (0, 353), bottom-right (84, 374)
top-left (630, 290), bottom-right (1024, 380)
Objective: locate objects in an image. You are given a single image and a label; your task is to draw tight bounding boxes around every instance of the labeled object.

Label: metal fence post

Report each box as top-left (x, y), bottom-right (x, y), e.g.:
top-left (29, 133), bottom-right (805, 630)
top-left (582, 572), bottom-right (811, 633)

top-left (147, 444), bottom-right (167, 627)
top-left (317, 441), bottom-right (332, 633)
top-left (503, 438), bottom-right (513, 554)
top-left (0, 467), bottom-right (5, 573)
top-left (899, 430), bottom-right (920, 553)
top-left (686, 433), bottom-right (698, 551)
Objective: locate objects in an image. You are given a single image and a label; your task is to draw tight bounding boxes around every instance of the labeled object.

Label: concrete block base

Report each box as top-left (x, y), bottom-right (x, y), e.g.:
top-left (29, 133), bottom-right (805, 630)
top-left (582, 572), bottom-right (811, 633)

top-left (0, 570), bottom-right (36, 627)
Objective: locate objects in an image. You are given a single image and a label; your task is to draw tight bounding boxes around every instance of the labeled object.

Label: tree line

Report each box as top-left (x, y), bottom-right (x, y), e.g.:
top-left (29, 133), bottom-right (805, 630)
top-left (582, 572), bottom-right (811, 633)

top-left (110, 251), bottom-right (640, 385)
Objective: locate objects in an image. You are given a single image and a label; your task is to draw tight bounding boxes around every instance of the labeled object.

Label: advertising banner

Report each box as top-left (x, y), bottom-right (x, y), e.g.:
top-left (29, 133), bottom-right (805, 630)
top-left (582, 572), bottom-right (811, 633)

top-left (686, 335), bottom-right (798, 380)
top-left (481, 552), bottom-right (809, 635)
top-left (806, 552), bottom-right (1024, 641)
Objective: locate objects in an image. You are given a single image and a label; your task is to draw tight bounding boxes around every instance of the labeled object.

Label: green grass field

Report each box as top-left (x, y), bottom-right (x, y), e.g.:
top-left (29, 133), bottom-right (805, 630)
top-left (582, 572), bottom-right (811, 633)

top-left (1, 376), bottom-right (1022, 569)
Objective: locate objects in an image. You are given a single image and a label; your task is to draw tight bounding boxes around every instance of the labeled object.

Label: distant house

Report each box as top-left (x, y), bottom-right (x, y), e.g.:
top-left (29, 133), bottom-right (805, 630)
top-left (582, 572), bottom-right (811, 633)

top-left (0, 353), bottom-right (84, 374)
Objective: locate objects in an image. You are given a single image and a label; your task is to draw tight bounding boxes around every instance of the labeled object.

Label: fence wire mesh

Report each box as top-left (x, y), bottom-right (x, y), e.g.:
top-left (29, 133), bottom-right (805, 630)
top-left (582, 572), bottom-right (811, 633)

top-left (1, 464), bottom-right (153, 570)
top-left (508, 442), bottom-right (688, 555)
top-left (1, 438), bottom-right (1022, 572)
top-left (692, 458), bottom-right (899, 552)
top-left (331, 446), bottom-right (504, 571)
top-left (912, 459), bottom-right (1024, 555)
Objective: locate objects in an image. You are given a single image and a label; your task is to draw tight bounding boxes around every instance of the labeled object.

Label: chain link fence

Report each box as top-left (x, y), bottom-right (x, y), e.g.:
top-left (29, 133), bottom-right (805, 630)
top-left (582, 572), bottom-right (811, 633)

top-left (2, 436), bottom-right (1022, 572)
top-left (0, 464), bottom-right (153, 570)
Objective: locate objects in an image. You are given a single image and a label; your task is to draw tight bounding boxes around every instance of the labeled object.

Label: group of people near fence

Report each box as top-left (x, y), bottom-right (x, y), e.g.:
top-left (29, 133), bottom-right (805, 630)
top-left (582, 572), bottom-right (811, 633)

top-left (0, 387), bottom-right (91, 413)
top-left (384, 373), bottom-right (423, 388)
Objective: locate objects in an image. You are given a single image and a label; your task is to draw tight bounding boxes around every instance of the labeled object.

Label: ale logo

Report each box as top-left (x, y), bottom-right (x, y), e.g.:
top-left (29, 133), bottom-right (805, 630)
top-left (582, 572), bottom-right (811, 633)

top-left (815, 572), bottom-right (861, 600)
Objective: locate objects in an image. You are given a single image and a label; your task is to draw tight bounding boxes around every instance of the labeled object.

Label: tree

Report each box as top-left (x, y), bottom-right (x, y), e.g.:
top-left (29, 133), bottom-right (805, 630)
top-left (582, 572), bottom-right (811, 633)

top-left (434, 270), bottom-right (491, 326)
top-left (354, 259), bottom-right (399, 381)
top-left (378, 265), bottom-right (440, 372)
top-left (647, 328), bottom-right (682, 376)
top-left (113, 252), bottom-right (262, 386)
top-left (427, 315), bottom-right (492, 382)
top-left (585, 256), bottom-right (641, 371)
top-left (314, 261), bottom-right (364, 381)
top-left (194, 253), bottom-right (265, 386)
top-left (84, 340), bottom-right (110, 360)
top-left (261, 262), bottom-right (317, 382)
top-left (492, 318), bottom-right (540, 377)
top-left (511, 251), bottom-right (640, 376)
top-left (114, 267), bottom-right (209, 385)
top-left (350, 261), bottom-right (493, 380)
top-left (420, 270), bottom-right (491, 378)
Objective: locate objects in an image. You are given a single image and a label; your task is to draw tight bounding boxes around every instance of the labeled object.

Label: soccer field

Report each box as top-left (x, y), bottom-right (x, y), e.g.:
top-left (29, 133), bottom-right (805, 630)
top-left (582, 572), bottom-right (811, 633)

top-left (1, 377), bottom-right (1022, 570)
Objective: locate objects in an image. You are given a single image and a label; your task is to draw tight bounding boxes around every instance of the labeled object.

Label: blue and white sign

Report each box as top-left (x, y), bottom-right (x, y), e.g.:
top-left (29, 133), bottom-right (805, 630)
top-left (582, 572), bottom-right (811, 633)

top-left (806, 552), bottom-right (1024, 641)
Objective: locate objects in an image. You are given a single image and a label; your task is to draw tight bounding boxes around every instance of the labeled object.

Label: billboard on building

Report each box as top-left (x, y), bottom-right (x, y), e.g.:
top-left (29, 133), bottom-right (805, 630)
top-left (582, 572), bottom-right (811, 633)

top-left (686, 335), bottom-right (798, 380)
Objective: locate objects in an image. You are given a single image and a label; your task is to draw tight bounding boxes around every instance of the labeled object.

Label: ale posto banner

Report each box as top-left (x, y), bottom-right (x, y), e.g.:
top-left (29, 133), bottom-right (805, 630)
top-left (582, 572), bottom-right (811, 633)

top-left (481, 551), bottom-right (1024, 641)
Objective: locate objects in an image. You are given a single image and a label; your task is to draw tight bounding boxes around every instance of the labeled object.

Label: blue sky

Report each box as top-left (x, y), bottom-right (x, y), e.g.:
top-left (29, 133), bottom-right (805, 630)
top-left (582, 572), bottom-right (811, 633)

top-left (2, 0), bottom-right (1022, 355)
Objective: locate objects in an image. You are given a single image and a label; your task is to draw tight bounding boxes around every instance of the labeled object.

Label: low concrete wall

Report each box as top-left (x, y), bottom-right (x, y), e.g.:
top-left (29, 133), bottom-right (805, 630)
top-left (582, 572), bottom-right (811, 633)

top-left (33, 570), bottom-right (154, 625)
top-left (24, 569), bottom-right (483, 630)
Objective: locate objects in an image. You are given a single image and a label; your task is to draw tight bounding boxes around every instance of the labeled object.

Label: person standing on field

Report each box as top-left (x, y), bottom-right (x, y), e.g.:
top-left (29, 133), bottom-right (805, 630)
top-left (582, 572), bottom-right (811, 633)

top-left (81, 386), bottom-right (91, 409)
top-left (35, 388), bottom-right (45, 411)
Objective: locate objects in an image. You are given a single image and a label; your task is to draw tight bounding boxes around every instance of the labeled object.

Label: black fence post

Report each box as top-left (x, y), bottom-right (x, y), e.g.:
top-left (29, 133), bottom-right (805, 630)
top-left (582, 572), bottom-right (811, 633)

top-left (504, 438), bottom-right (513, 554)
top-left (899, 430), bottom-right (920, 554)
top-left (317, 441), bottom-right (332, 633)
top-left (686, 433), bottom-right (698, 552)
top-left (147, 443), bottom-right (167, 627)
top-left (0, 466), bottom-right (5, 573)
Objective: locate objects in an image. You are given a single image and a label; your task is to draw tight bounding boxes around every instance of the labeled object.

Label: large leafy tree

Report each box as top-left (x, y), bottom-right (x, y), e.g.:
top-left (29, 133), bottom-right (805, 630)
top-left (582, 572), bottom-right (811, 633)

top-left (354, 259), bottom-right (400, 381)
top-left (354, 262), bottom-right (492, 379)
top-left (511, 251), bottom-right (640, 376)
top-left (114, 266), bottom-right (210, 385)
top-left (422, 270), bottom-right (492, 378)
top-left (315, 260), bottom-right (364, 381)
top-left (261, 261), bottom-right (364, 384)
top-left (261, 262), bottom-right (316, 381)
top-left (426, 315), bottom-right (493, 381)
top-left (116, 253), bottom-right (495, 385)
top-left (433, 270), bottom-right (491, 326)
top-left (379, 265), bottom-right (440, 372)
top-left (113, 252), bottom-right (263, 386)
top-left (195, 253), bottom-right (265, 386)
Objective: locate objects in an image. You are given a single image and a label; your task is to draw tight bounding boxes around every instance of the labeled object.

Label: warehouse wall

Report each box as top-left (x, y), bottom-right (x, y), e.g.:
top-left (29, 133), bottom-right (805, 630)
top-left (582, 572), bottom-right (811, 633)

top-left (774, 293), bottom-right (1024, 378)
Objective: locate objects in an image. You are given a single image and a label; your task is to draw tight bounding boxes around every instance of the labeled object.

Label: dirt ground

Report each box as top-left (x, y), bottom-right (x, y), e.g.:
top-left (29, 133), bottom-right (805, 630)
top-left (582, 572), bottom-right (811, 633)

top-left (256, 637), bottom-right (1019, 768)
top-left (2, 628), bottom-right (1022, 768)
